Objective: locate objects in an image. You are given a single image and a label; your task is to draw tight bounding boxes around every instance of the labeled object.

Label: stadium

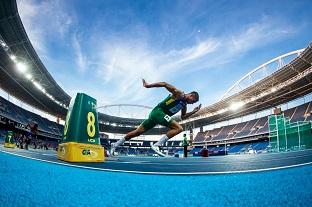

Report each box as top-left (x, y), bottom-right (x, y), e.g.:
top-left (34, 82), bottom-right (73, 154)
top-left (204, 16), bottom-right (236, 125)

top-left (0, 0), bottom-right (312, 206)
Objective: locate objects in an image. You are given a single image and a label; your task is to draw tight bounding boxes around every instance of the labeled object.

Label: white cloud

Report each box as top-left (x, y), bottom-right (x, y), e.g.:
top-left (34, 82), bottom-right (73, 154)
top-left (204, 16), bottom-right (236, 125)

top-left (17, 0), bottom-right (45, 53)
top-left (229, 17), bottom-right (295, 54)
top-left (17, 0), bottom-right (74, 54)
top-left (171, 17), bottom-right (295, 75)
top-left (72, 33), bottom-right (87, 73)
top-left (89, 17), bottom-right (295, 106)
top-left (93, 39), bottom-right (161, 103)
top-left (162, 38), bottom-right (220, 71)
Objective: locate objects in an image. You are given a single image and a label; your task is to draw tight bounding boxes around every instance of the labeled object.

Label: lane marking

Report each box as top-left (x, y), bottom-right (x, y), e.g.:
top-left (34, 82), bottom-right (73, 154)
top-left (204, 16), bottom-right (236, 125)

top-left (16, 150), bottom-right (312, 166)
top-left (1, 149), bottom-right (312, 175)
top-left (106, 153), bottom-right (312, 165)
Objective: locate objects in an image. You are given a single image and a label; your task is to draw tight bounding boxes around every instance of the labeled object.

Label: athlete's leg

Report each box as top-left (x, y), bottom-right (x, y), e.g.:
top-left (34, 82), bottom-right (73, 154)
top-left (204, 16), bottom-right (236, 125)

top-left (166, 120), bottom-right (183, 138)
top-left (124, 125), bottom-right (146, 141)
top-left (153, 120), bottom-right (183, 147)
top-left (111, 125), bottom-right (145, 154)
top-left (110, 118), bottom-right (155, 155)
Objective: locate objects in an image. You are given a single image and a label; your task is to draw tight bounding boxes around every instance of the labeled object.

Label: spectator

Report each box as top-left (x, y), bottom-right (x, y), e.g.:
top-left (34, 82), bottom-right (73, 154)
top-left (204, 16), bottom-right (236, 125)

top-left (182, 134), bottom-right (189, 158)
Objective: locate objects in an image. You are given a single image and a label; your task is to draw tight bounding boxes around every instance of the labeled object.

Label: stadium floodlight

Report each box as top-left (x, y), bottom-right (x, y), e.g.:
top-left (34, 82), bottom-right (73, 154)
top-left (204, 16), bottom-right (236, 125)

top-left (229, 101), bottom-right (245, 111)
top-left (47, 94), bottom-right (55, 100)
top-left (1, 42), bottom-right (6, 47)
top-left (217, 108), bottom-right (228, 114)
top-left (261, 91), bottom-right (269, 97)
top-left (10, 55), bottom-right (16, 61)
top-left (271, 87), bottom-right (277, 92)
top-left (25, 73), bottom-right (32, 80)
top-left (33, 81), bottom-right (44, 91)
top-left (16, 62), bottom-right (27, 73)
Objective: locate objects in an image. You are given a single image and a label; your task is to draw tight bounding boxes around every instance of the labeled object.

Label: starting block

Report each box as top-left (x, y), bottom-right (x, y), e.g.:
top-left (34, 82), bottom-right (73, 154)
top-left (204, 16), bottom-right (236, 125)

top-left (57, 93), bottom-right (104, 162)
top-left (4, 131), bottom-right (16, 148)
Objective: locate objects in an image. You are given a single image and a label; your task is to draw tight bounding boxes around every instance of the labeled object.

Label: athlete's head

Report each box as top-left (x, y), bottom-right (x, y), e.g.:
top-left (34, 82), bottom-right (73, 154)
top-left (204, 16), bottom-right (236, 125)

top-left (185, 91), bottom-right (199, 104)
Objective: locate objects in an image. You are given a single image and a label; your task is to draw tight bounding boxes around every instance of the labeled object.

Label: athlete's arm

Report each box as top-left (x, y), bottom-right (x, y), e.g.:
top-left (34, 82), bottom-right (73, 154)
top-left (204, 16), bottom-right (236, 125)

top-left (181, 104), bottom-right (202, 120)
top-left (142, 79), bottom-right (183, 98)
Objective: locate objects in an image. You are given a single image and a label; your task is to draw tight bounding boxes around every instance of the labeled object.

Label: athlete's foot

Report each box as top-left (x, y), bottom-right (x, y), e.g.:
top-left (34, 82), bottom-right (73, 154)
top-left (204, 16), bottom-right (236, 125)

top-left (150, 143), bottom-right (167, 157)
top-left (150, 143), bottom-right (160, 152)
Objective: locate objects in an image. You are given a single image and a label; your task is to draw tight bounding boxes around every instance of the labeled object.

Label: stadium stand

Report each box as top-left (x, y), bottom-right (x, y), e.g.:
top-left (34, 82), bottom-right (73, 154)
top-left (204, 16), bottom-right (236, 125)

top-left (194, 100), bottom-right (312, 145)
top-left (234, 119), bottom-right (258, 138)
top-left (305, 102), bottom-right (312, 121)
top-left (193, 132), bottom-right (205, 142)
top-left (226, 122), bottom-right (248, 139)
top-left (211, 124), bottom-right (237, 141)
top-left (204, 127), bottom-right (223, 142)
top-left (0, 96), bottom-right (63, 137)
top-left (292, 103), bottom-right (309, 121)
top-left (228, 143), bottom-right (247, 153)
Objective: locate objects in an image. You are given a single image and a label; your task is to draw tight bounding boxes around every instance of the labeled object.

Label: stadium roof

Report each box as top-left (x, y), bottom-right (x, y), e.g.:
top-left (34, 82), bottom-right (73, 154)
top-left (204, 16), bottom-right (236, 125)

top-left (185, 43), bottom-right (312, 127)
top-left (0, 0), bottom-right (311, 135)
top-left (0, 0), bottom-right (70, 118)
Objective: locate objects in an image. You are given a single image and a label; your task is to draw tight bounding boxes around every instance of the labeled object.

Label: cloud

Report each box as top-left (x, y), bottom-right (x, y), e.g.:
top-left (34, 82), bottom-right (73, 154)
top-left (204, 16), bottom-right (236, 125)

top-left (72, 33), bottom-right (87, 73)
top-left (161, 38), bottom-right (220, 71)
top-left (169, 17), bottom-right (295, 76)
top-left (89, 16), bottom-right (295, 106)
top-left (229, 17), bottom-right (295, 54)
top-left (17, 0), bottom-right (74, 54)
top-left (88, 37), bottom-right (219, 105)
top-left (16, 0), bottom-right (46, 53)
top-left (93, 39), bottom-right (161, 103)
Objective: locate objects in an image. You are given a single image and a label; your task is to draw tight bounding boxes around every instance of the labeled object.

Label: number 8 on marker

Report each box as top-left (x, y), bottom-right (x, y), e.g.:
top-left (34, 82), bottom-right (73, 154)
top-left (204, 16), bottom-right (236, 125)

top-left (87, 112), bottom-right (96, 137)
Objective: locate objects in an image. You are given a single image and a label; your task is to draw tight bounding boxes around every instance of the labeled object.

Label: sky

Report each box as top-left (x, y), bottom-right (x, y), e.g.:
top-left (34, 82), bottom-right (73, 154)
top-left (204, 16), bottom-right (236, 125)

top-left (16, 0), bottom-right (312, 116)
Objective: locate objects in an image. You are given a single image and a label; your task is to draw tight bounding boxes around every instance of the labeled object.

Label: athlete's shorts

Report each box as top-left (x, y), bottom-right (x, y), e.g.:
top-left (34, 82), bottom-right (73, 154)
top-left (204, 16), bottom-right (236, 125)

top-left (141, 107), bottom-right (173, 131)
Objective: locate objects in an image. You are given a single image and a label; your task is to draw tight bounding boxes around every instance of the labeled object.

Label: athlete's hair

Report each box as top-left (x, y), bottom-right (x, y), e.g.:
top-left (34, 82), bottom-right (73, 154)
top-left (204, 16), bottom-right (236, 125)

top-left (190, 91), bottom-right (199, 102)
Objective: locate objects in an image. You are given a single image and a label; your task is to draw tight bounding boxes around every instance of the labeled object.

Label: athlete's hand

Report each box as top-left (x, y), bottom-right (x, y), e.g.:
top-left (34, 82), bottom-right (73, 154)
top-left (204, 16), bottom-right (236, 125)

top-left (142, 79), bottom-right (149, 88)
top-left (194, 104), bottom-right (202, 112)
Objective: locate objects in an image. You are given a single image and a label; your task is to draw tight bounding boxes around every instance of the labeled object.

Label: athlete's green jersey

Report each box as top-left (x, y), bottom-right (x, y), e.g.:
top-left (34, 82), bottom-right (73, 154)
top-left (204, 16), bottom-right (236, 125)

top-left (141, 95), bottom-right (187, 130)
top-left (156, 95), bottom-right (187, 116)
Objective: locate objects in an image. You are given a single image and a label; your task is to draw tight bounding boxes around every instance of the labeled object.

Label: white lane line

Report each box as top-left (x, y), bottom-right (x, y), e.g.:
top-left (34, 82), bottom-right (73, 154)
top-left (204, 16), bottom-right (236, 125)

top-left (41, 154), bottom-right (56, 156)
top-left (12, 150), bottom-right (312, 166)
top-left (107, 153), bottom-right (312, 166)
top-left (1, 149), bottom-right (312, 175)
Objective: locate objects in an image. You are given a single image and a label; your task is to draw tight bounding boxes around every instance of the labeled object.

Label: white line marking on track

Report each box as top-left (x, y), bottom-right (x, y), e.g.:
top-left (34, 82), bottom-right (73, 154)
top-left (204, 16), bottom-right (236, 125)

top-left (1, 149), bottom-right (312, 175)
